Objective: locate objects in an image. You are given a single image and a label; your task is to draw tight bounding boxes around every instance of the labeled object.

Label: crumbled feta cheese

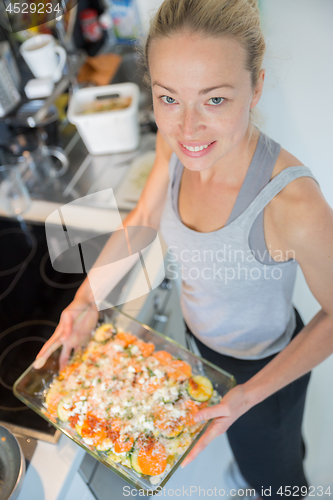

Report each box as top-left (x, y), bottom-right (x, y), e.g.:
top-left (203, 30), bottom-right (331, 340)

top-left (113, 450), bottom-right (127, 456)
top-left (144, 421), bottom-right (154, 431)
top-left (130, 345), bottom-right (139, 355)
top-left (113, 343), bottom-right (124, 352)
top-left (154, 369), bottom-right (164, 379)
top-left (83, 438), bottom-right (94, 445)
top-left (127, 365), bottom-right (136, 373)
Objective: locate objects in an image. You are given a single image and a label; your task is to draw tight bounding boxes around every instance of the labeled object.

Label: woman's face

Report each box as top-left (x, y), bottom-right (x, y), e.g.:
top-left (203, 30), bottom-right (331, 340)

top-left (149, 32), bottom-right (264, 172)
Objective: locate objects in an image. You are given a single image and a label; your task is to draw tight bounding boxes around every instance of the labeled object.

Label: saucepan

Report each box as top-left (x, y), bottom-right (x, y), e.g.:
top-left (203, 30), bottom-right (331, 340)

top-left (0, 425), bottom-right (25, 500)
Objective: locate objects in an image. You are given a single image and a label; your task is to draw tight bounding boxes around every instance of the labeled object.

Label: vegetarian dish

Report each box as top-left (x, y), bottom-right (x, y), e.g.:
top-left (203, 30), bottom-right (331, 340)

top-left (79, 96), bottom-right (132, 115)
top-left (44, 324), bottom-right (219, 482)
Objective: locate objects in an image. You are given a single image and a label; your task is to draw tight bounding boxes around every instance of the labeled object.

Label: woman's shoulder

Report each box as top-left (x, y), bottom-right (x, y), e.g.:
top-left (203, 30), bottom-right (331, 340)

top-left (267, 146), bottom-right (329, 246)
top-left (271, 146), bottom-right (305, 177)
top-left (270, 146), bottom-right (319, 200)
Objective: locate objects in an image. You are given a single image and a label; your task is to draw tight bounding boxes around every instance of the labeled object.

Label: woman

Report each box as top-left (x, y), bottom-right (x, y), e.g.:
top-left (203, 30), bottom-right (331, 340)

top-left (35, 0), bottom-right (333, 497)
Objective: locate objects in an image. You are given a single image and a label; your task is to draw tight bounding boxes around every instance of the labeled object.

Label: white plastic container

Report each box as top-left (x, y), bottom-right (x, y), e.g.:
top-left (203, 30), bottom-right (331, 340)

top-left (67, 83), bottom-right (140, 155)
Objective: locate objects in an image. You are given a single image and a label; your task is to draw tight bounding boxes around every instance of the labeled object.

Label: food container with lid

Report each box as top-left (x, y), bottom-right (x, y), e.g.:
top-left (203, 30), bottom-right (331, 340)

top-left (67, 82), bottom-right (140, 155)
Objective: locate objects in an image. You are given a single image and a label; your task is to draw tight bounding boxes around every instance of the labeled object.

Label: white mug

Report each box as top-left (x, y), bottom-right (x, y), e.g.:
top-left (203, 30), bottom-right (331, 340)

top-left (19, 35), bottom-right (66, 83)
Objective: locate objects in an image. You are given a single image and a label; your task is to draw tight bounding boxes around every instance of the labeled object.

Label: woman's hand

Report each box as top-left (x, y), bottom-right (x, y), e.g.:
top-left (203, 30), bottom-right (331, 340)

top-left (181, 385), bottom-right (252, 468)
top-left (34, 298), bottom-right (99, 371)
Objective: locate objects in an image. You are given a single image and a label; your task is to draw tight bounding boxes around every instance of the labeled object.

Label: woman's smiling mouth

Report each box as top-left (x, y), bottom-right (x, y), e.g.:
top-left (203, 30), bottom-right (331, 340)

top-left (179, 141), bottom-right (216, 156)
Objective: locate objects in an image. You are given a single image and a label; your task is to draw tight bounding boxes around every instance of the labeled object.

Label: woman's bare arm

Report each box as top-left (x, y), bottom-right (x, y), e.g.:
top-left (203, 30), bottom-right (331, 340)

top-left (182, 176), bottom-right (333, 467)
top-left (34, 131), bottom-right (173, 369)
top-left (74, 130), bottom-right (173, 305)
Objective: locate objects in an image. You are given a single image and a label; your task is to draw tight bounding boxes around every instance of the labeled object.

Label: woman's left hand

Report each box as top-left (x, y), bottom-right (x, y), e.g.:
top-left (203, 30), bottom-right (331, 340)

top-left (181, 384), bottom-right (252, 468)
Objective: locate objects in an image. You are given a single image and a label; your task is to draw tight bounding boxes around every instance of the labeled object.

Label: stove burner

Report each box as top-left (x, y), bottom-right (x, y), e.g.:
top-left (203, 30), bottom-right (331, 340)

top-left (0, 337), bottom-right (45, 390)
top-left (40, 251), bottom-right (85, 289)
top-left (0, 228), bottom-right (37, 300)
top-left (0, 218), bottom-right (83, 441)
top-left (0, 321), bottom-right (57, 411)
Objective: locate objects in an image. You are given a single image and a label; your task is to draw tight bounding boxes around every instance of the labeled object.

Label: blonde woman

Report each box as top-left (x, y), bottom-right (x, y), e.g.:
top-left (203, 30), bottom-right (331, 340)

top-left (35, 0), bottom-right (333, 497)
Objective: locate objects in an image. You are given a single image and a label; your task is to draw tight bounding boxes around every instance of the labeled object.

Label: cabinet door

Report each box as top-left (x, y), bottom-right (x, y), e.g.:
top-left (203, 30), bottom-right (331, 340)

top-left (63, 472), bottom-right (96, 500)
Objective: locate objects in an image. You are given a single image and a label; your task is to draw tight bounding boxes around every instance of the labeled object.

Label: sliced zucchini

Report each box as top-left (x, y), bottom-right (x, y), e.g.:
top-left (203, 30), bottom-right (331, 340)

top-left (75, 423), bottom-right (83, 436)
top-left (130, 448), bottom-right (143, 474)
top-left (57, 396), bottom-right (73, 422)
top-left (165, 436), bottom-right (182, 455)
top-left (160, 422), bottom-right (184, 439)
top-left (96, 438), bottom-right (113, 452)
top-left (94, 324), bottom-right (116, 343)
top-left (187, 375), bottom-right (213, 402)
top-left (107, 450), bottom-right (122, 463)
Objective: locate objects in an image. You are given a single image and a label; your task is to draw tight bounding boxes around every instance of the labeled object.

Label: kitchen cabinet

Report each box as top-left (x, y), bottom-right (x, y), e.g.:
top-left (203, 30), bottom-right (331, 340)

top-left (63, 473), bottom-right (96, 500)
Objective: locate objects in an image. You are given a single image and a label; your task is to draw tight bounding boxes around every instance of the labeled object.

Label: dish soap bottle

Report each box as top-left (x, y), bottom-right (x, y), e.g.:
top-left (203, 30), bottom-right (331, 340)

top-left (109, 0), bottom-right (142, 44)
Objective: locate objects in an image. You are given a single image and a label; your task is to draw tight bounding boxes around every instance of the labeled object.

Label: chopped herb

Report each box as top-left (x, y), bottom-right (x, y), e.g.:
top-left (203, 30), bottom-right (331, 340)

top-left (97, 378), bottom-right (102, 384)
top-left (147, 367), bottom-right (154, 377)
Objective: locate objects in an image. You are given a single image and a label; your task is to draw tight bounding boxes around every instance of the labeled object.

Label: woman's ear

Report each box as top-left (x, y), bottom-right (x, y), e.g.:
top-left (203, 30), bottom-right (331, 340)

top-left (250, 69), bottom-right (265, 109)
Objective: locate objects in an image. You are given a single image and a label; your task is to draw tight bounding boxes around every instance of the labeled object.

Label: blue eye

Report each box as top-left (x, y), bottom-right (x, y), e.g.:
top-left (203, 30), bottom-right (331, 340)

top-left (208, 97), bottom-right (225, 106)
top-left (161, 96), bottom-right (177, 104)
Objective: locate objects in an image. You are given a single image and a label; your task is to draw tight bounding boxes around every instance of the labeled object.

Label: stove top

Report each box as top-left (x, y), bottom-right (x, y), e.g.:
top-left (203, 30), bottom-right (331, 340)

top-left (0, 216), bottom-right (86, 442)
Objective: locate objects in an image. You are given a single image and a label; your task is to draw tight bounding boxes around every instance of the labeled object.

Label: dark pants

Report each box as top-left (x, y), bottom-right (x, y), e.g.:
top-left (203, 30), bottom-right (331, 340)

top-left (186, 308), bottom-right (311, 499)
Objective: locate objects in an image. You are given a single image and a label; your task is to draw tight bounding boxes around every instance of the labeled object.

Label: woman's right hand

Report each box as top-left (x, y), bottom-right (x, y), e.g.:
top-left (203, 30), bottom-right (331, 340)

top-left (34, 298), bottom-right (99, 371)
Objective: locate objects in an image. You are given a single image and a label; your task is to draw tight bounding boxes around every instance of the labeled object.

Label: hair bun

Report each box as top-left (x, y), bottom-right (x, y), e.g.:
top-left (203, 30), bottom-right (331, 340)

top-left (248, 0), bottom-right (259, 9)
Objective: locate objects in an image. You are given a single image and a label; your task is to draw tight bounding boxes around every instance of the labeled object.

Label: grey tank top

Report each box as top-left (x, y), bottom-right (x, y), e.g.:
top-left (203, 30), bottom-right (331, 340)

top-left (172, 131), bottom-right (282, 264)
top-left (160, 132), bottom-right (318, 359)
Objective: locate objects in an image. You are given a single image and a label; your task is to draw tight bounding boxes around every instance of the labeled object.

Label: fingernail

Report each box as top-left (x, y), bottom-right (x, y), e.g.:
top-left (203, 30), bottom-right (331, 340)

top-left (33, 358), bottom-right (44, 370)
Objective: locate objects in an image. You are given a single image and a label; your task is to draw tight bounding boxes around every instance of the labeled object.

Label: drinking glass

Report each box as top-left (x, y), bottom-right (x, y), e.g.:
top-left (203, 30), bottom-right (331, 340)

top-left (0, 165), bottom-right (31, 217)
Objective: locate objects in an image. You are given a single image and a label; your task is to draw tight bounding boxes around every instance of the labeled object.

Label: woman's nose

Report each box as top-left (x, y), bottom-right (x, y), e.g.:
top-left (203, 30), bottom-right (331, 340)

top-left (180, 107), bottom-right (203, 139)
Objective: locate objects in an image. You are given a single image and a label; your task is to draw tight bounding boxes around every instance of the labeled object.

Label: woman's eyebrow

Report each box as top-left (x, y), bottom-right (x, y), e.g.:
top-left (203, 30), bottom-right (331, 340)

top-left (200, 84), bottom-right (235, 94)
top-left (152, 82), bottom-right (235, 94)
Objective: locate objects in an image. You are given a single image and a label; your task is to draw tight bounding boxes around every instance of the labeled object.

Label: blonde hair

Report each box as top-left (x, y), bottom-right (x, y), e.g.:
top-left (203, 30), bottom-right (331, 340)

top-left (145, 0), bottom-right (266, 88)
top-left (144, 0), bottom-right (266, 128)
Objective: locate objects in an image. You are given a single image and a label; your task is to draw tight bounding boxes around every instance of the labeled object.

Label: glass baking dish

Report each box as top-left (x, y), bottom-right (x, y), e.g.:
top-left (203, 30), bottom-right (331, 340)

top-left (14, 306), bottom-right (236, 494)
